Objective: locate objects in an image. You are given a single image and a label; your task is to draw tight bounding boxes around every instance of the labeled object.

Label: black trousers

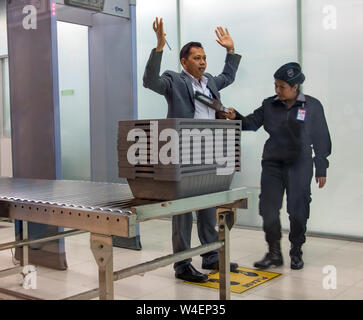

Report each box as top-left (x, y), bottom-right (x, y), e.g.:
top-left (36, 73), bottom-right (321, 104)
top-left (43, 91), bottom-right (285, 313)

top-left (259, 156), bottom-right (313, 249)
top-left (172, 208), bottom-right (219, 273)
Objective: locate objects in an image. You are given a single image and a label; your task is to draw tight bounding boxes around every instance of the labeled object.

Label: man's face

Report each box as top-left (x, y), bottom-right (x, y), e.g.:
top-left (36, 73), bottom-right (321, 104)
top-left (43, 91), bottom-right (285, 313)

top-left (181, 47), bottom-right (207, 80)
top-left (274, 79), bottom-right (298, 101)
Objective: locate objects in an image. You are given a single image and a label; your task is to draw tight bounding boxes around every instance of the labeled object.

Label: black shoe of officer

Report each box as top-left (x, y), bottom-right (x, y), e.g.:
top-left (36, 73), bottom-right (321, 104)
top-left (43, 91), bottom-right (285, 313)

top-left (254, 242), bottom-right (283, 269)
top-left (202, 261), bottom-right (239, 272)
top-left (290, 246), bottom-right (304, 270)
top-left (175, 264), bottom-right (208, 283)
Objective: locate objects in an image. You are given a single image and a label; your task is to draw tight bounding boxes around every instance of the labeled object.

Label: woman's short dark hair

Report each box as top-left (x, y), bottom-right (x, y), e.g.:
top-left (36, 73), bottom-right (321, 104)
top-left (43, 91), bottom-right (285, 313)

top-left (179, 42), bottom-right (203, 61)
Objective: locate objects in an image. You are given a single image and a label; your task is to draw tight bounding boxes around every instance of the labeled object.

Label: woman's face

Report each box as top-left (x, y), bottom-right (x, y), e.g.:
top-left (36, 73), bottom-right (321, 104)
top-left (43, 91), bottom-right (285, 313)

top-left (274, 79), bottom-right (298, 101)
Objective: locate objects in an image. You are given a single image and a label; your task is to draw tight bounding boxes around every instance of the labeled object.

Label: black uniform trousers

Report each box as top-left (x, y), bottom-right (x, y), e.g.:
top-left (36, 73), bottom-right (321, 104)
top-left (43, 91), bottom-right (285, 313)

top-left (259, 155), bottom-right (313, 249)
top-left (172, 208), bottom-right (219, 273)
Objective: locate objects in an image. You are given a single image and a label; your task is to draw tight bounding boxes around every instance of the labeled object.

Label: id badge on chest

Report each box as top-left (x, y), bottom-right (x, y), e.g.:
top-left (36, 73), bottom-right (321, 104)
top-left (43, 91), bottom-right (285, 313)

top-left (296, 108), bottom-right (306, 122)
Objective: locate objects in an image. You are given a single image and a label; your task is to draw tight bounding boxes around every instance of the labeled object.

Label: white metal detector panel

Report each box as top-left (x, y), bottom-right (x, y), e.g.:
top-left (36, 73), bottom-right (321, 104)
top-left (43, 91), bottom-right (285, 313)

top-left (59, 0), bottom-right (130, 18)
top-left (103, 0), bottom-right (130, 18)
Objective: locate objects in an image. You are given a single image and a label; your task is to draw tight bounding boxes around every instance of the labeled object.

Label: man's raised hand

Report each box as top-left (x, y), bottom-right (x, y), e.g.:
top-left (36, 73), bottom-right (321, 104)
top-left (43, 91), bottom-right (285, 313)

top-left (215, 27), bottom-right (235, 53)
top-left (153, 17), bottom-right (166, 52)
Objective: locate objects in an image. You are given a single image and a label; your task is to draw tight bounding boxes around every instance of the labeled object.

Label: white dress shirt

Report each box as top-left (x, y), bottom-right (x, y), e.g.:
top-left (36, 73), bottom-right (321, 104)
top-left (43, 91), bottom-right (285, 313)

top-left (182, 70), bottom-right (216, 120)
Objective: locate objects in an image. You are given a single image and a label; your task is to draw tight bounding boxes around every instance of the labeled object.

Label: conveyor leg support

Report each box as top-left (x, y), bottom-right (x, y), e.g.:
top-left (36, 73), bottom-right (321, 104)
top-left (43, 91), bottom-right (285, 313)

top-left (22, 221), bottom-right (29, 266)
top-left (90, 234), bottom-right (114, 300)
top-left (217, 208), bottom-right (236, 300)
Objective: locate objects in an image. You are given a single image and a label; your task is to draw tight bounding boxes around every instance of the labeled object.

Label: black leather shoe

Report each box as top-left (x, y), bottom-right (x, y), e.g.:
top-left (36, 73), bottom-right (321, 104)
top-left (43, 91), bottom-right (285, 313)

top-left (254, 242), bottom-right (283, 269)
top-left (202, 261), bottom-right (239, 271)
top-left (254, 252), bottom-right (283, 269)
top-left (290, 255), bottom-right (304, 270)
top-left (290, 245), bottom-right (304, 270)
top-left (175, 264), bottom-right (208, 283)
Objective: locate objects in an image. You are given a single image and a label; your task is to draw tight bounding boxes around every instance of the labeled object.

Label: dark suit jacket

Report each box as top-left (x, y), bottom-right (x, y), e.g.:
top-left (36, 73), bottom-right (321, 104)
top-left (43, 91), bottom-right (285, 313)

top-left (143, 49), bottom-right (242, 118)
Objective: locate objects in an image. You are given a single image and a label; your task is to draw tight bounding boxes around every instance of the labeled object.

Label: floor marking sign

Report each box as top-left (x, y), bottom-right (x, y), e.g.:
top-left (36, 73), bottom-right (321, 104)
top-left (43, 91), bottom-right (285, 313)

top-left (185, 267), bottom-right (281, 294)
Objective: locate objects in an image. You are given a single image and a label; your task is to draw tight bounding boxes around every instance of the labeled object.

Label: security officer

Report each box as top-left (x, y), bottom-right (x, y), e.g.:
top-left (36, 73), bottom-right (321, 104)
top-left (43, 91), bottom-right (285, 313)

top-left (225, 62), bottom-right (331, 270)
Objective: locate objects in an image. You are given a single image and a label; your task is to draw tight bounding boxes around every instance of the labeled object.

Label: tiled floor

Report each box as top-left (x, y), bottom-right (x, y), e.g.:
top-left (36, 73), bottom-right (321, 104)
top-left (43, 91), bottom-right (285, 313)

top-left (0, 219), bottom-right (362, 300)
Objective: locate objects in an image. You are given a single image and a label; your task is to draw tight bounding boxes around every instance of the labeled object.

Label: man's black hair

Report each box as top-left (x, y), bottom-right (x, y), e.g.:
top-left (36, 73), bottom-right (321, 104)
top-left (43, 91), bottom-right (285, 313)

top-left (179, 42), bottom-right (203, 61)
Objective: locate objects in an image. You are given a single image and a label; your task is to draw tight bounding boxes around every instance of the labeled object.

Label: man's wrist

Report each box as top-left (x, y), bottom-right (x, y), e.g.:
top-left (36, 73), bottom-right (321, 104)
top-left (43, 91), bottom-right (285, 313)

top-left (227, 47), bottom-right (235, 54)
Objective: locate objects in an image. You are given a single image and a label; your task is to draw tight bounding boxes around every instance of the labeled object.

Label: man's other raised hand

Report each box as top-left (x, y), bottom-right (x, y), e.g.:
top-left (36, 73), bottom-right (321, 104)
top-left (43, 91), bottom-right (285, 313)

top-left (153, 17), bottom-right (166, 52)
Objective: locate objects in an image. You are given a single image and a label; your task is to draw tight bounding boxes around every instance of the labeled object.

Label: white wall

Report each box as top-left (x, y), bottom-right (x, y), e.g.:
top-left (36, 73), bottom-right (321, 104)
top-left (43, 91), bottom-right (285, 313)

top-left (136, 0), bottom-right (179, 120)
top-left (0, 2), bottom-right (11, 177)
top-left (0, 1), bottom-right (7, 56)
top-left (136, 0), bottom-right (363, 239)
top-left (300, 0), bottom-right (363, 237)
top-left (0, 137), bottom-right (11, 176)
top-left (57, 21), bottom-right (91, 181)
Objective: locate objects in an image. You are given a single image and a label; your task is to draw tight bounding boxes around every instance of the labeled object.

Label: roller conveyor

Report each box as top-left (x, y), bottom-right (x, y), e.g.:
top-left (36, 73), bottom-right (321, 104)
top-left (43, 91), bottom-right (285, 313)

top-left (0, 177), bottom-right (161, 238)
top-left (0, 177), bottom-right (156, 212)
top-left (0, 177), bottom-right (249, 300)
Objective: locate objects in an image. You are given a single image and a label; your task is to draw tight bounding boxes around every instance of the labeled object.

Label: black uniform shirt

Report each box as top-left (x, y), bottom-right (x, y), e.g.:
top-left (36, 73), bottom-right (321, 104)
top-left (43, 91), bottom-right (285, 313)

top-left (235, 93), bottom-right (332, 177)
